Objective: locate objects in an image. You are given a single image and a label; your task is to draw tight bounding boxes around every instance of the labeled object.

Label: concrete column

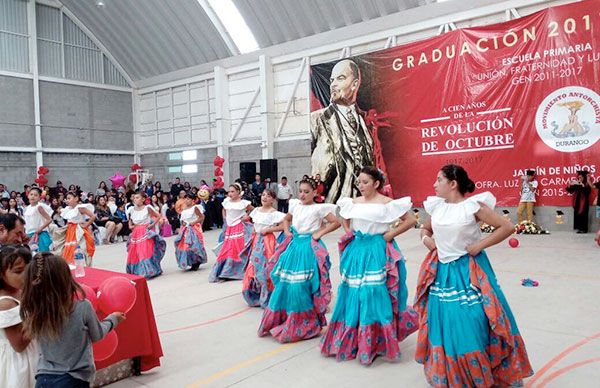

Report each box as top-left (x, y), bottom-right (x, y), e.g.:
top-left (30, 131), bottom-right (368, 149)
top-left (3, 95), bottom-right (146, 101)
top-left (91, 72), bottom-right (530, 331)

top-left (27, 0), bottom-right (43, 168)
top-left (131, 89), bottom-right (141, 164)
top-left (214, 66), bottom-right (230, 184)
top-left (259, 55), bottom-right (274, 159)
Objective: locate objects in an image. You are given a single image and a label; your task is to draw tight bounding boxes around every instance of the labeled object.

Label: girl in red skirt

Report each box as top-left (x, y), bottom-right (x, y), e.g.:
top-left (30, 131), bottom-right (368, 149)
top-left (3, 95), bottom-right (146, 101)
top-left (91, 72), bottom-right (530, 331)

top-left (209, 183), bottom-right (253, 282)
top-left (126, 192), bottom-right (166, 279)
top-left (175, 193), bottom-right (207, 271)
top-left (241, 189), bottom-right (285, 307)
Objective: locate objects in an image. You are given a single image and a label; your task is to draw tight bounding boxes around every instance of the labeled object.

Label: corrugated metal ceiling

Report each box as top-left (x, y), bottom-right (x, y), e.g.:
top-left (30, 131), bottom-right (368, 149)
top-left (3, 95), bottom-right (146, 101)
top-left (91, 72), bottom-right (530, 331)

top-left (60, 0), bottom-right (233, 81)
top-left (233, 0), bottom-right (424, 47)
top-left (59, 0), bottom-right (426, 82)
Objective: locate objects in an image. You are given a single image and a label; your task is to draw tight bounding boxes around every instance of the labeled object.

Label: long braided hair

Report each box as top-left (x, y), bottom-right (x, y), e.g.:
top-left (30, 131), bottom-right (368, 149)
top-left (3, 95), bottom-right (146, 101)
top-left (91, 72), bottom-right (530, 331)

top-left (20, 253), bottom-right (83, 339)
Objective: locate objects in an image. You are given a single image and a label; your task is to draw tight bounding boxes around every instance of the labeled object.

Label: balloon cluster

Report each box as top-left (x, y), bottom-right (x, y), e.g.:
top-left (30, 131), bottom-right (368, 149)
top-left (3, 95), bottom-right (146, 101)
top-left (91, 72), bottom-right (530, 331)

top-left (129, 164), bottom-right (142, 185)
top-left (35, 166), bottom-right (49, 186)
top-left (77, 277), bottom-right (137, 362)
top-left (109, 164), bottom-right (143, 189)
top-left (213, 156), bottom-right (225, 189)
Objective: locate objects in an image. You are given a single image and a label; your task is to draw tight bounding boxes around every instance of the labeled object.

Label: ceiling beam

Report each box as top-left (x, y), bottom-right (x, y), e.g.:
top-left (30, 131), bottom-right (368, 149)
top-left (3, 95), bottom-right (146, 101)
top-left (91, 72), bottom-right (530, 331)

top-left (197, 0), bottom-right (241, 56)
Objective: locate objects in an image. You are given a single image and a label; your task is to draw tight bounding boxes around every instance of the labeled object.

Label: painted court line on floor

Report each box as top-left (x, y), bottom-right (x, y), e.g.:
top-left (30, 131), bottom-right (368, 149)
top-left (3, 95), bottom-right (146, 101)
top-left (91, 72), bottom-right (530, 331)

top-left (186, 343), bottom-right (299, 387)
top-left (228, 343), bottom-right (321, 386)
top-left (537, 357), bottom-right (600, 387)
top-left (526, 331), bottom-right (600, 387)
top-left (159, 307), bottom-right (252, 334)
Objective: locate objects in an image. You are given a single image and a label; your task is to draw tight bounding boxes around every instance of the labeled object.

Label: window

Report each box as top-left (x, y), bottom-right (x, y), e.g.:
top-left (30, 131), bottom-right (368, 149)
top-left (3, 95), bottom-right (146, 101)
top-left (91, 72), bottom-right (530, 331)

top-left (206, 0), bottom-right (259, 54)
top-left (168, 166), bottom-right (182, 173)
top-left (182, 164), bottom-right (198, 174)
top-left (168, 152), bottom-right (182, 160)
top-left (182, 150), bottom-right (197, 160)
top-left (0, 0), bottom-right (29, 72)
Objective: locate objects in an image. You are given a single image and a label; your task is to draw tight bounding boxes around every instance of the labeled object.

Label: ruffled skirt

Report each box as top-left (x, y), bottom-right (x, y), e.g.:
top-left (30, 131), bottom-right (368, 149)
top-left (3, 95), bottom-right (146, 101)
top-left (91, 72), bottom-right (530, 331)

top-left (27, 231), bottom-right (52, 252)
top-left (174, 223), bottom-right (207, 269)
top-left (52, 223), bottom-right (95, 265)
top-left (321, 232), bottom-right (418, 364)
top-left (126, 225), bottom-right (166, 279)
top-left (208, 222), bottom-right (253, 282)
top-left (258, 231), bottom-right (331, 343)
top-left (241, 232), bottom-right (279, 307)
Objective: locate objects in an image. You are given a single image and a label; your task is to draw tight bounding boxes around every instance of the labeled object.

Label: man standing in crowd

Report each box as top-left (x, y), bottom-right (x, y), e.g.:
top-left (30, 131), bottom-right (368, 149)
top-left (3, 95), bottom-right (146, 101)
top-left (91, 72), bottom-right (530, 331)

top-left (251, 173), bottom-right (265, 206)
top-left (310, 59), bottom-right (374, 203)
top-left (276, 176), bottom-right (293, 213)
top-left (0, 213), bottom-right (27, 247)
top-left (170, 177), bottom-right (185, 197)
top-left (51, 180), bottom-right (68, 197)
top-left (516, 169), bottom-right (538, 223)
top-left (0, 183), bottom-right (9, 199)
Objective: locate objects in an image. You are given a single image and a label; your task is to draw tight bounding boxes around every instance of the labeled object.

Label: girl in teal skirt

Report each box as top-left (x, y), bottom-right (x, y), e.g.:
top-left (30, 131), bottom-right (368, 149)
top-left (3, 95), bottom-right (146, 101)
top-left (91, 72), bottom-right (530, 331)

top-left (258, 178), bottom-right (340, 343)
top-left (321, 167), bottom-right (419, 365)
top-left (416, 164), bottom-right (533, 387)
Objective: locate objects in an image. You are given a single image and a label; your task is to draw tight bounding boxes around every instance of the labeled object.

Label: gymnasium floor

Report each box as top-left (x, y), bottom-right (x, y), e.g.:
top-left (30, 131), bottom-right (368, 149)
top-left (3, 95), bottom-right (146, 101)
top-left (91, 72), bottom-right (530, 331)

top-left (95, 227), bottom-right (600, 388)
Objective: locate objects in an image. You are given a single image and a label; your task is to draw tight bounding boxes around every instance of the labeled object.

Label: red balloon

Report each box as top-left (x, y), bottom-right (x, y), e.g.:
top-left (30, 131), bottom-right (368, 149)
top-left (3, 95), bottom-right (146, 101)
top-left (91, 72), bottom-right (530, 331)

top-left (214, 167), bottom-right (224, 176)
top-left (93, 330), bottom-right (118, 361)
top-left (131, 163), bottom-right (142, 171)
top-left (508, 237), bottom-right (519, 248)
top-left (129, 173), bottom-right (138, 184)
top-left (35, 175), bottom-right (48, 186)
top-left (98, 276), bottom-right (137, 314)
top-left (37, 166), bottom-right (49, 175)
top-left (77, 284), bottom-right (99, 311)
top-left (213, 155), bottom-right (225, 167)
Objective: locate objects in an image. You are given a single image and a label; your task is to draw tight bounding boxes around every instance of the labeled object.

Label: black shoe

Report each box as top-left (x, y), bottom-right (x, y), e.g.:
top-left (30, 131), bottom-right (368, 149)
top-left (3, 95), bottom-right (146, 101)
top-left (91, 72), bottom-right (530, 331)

top-left (190, 263), bottom-right (200, 271)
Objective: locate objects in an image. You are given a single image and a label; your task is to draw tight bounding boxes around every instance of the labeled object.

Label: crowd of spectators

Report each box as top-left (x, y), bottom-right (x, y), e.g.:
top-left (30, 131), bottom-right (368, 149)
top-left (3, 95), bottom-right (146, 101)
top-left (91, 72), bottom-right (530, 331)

top-left (0, 173), bottom-right (329, 244)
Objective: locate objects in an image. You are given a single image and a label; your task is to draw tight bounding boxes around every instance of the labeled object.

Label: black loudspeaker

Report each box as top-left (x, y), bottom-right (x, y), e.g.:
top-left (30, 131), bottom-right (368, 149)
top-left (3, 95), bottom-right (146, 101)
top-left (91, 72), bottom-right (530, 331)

top-left (239, 162), bottom-right (256, 184)
top-left (260, 159), bottom-right (278, 182)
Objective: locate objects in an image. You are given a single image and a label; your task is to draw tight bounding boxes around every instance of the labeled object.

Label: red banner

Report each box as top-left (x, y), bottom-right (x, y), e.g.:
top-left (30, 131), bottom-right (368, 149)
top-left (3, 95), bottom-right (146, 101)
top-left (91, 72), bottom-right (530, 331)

top-left (310, 0), bottom-right (600, 205)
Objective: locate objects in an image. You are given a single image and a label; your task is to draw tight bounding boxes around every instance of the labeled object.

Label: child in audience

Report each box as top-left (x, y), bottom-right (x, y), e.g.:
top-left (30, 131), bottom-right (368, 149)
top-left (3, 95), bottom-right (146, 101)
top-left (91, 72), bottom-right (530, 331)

top-left (0, 246), bottom-right (37, 388)
top-left (20, 253), bottom-right (125, 387)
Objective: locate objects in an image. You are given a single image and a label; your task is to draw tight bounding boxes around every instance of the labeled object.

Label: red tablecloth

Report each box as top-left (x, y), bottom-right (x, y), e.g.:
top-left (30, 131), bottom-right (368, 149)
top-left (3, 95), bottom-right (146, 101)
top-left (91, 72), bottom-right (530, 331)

top-left (73, 268), bottom-right (163, 371)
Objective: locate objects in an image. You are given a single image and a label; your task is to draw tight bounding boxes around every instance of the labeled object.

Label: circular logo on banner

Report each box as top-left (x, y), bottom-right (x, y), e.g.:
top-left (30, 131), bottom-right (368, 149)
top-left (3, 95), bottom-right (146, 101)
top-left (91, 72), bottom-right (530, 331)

top-left (535, 86), bottom-right (600, 152)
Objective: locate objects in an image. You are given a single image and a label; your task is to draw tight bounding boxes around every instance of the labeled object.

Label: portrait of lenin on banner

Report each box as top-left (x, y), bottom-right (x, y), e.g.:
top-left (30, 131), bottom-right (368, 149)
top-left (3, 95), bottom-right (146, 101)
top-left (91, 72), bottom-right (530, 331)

top-left (310, 59), bottom-right (377, 203)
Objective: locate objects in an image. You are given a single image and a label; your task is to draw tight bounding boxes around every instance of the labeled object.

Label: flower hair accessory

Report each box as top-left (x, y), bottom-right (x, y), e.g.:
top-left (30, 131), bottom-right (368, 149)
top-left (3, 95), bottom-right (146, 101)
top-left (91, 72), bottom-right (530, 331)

top-left (377, 168), bottom-right (386, 184)
top-left (301, 177), bottom-right (318, 190)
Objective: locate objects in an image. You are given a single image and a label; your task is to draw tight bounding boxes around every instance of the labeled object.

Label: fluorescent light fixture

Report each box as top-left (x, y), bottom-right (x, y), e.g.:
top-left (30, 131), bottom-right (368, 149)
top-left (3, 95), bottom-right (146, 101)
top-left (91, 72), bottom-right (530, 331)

top-left (182, 150), bottom-right (197, 160)
top-left (182, 164), bottom-right (198, 174)
top-left (206, 0), bottom-right (259, 54)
